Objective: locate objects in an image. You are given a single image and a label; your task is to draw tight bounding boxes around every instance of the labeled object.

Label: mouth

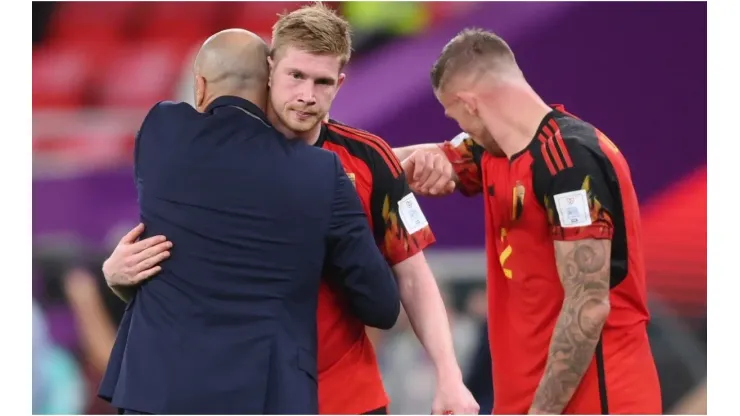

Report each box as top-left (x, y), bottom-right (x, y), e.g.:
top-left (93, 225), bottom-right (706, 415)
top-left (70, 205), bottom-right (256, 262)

top-left (292, 109), bottom-right (317, 119)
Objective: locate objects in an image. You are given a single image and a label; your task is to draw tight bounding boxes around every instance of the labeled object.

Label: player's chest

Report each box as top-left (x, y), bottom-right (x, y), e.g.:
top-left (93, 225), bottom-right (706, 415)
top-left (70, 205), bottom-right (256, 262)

top-left (480, 158), bottom-right (561, 311)
top-left (480, 155), bottom-right (547, 232)
top-left (480, 155), bottom-right (553, 265)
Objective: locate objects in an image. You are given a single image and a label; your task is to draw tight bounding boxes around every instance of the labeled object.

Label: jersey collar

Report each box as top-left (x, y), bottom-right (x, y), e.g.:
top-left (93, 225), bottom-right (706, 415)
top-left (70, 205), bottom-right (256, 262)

top-left (314, 121), bottom-right (330, 148)
top-left (532, 103), bottom-right (567, 141)
top-left (550, 103), bottom-right (566, 113)
top-left (510, 104), bottom-right (564, 162)
top-left (205, 96), bottom-right (269, 124)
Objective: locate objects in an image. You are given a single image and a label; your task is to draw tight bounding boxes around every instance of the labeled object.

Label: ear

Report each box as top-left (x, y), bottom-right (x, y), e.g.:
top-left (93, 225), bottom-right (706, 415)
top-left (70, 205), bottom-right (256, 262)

top-left (337, 73), bottom-right (346, 89)
top-left (457, 91), bottom-right (478, 115)
top-left (266, 56), bottom-right (275, 88)
top-left (194, 75), bottom-right (206, 112)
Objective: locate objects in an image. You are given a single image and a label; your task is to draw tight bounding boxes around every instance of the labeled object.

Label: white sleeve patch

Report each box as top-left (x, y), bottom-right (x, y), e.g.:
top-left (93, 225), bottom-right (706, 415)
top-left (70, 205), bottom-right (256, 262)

top-left (398, 193), bottom-right (429, 234)
top-left (553, 189), bottom-right (592, 228)
top-left (450, 132), bottom-right (469, 147)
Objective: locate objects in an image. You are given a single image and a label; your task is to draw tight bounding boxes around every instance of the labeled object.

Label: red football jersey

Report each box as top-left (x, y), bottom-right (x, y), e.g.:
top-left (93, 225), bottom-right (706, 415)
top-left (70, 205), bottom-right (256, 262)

top-left (316, 120), bottom-right (436, 414)
top-left (441, 105), bottom-right (661, 414)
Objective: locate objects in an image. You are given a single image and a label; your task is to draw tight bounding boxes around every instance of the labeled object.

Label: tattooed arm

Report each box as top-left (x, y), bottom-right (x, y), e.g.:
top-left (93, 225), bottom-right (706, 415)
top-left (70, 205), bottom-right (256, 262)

top-left (528, 239), bottom-right (611, 414)
top-left (530, 136), bottom-right (619, 414)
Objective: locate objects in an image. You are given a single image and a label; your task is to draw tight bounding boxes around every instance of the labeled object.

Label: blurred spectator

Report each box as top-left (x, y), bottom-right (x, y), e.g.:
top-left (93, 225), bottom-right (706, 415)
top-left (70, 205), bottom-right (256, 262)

top-left (62, 260), bottom-right (125, 414)
top-left (463, 324), bottom-right (493, 415)
top-left (63, 267), bottom-right (117, 375)
top-left (459, 288), bottom-right (493, 414)
top-left (33, 301), bottom-right (52, 413)
top-left (33, 300), bottom-right (86, 414)
top-left (34, 242), bottom-right (126, 414)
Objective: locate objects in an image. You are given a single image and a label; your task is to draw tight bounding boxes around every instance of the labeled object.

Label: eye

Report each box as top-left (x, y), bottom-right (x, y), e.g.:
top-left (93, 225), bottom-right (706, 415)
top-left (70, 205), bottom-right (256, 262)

top-left (315, 78), bottom-right (335, 86)
top-left (290, 71), bottom-right (303, 80)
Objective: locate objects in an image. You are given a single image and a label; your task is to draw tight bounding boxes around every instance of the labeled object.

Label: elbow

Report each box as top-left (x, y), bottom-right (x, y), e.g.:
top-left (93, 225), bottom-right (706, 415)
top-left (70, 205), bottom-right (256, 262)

top-left (376, 299), bottom-right (401, 330)
top-left (359, 292), bottom-right (400, 330)
top-left (368, 264), bottom-right (402, 330)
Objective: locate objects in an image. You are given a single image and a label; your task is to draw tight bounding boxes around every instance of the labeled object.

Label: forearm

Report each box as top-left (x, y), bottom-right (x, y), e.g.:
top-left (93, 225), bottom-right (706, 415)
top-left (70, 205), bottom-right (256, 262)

top-left (394, 255), bottom-right (461, 378)
top-left (530, 300), bottom-right (608, 413)
top-left (393, 143), bottom-right (443, 161)
top-left (530, 239), bottom-right (612, 414)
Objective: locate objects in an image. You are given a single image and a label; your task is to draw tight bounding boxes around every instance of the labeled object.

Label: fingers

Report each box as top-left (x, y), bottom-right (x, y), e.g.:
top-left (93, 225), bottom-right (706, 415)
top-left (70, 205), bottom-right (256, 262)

top-left (120, 223), bottom-right (146, 244)
top-left (401, 156), bottom-right (415, 179)
top-left (411, 151), bottom-right (428, 182)
top-left (129, 241), bottom-right (172, 273)
top-left (414, 152), bottom-right (436, 187)
top-left (417, 153), bottom-right (454, 195)
top-left (129, 235), bottom-right (168, 254)
top-left (404, 150), bottom-right (456, 197)
top-left (443, 180), bottom-right (456, 194)
top-left (424, 154), bottom-right (449, 195)
top-left (133, 266), bottom-right (163, 283)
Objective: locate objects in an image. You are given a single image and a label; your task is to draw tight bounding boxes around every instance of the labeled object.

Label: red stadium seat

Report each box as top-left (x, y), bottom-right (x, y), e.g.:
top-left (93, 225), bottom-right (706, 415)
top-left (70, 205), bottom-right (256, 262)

top-left (32, 45), bottom-right (94, 108)
top-left (95, 42), bottom-right (190, 108)
top-left (34, 132), bottom-right (135, 174)
top-left (47, 2), bottom-right (140, 46)
top-left (136, 2), bottom-right (221, 46)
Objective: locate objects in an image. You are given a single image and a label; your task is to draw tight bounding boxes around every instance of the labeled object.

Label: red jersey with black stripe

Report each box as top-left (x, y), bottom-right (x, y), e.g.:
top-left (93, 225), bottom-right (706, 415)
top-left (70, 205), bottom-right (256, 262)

top-left (316, 120), bottom-right (436, 414)
top-left (441, 105), bottom-right (661, 414)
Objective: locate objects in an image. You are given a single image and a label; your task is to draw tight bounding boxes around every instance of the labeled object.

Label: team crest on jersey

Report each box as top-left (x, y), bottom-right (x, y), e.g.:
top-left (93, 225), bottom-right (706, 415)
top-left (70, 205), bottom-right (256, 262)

top-left (346, 172), bottom-right (356, 188)
top-left (512, 181), bottom-right (525, 221)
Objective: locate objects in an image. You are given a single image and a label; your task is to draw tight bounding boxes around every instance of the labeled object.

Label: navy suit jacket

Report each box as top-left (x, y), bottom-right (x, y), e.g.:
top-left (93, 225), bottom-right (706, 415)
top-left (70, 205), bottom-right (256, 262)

top-left (98, 96), bottom-right (400, 414)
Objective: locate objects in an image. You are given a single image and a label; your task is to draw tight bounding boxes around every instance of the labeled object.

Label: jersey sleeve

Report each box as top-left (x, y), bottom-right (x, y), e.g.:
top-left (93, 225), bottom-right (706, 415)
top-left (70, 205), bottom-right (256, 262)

top-left (532, 138), bottom-right (616, 241)
top-left (370, 147), bottom-right (437, 266)
top-left (438, 132), bottom-right (485, 196)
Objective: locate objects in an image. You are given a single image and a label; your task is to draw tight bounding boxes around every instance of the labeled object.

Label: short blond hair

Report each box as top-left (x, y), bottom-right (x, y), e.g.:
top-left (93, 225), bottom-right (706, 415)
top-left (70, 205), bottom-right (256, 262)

top-left (431, 28), bottom-right (517, 91)
top-left (271, 2), bottom-right (353, 68)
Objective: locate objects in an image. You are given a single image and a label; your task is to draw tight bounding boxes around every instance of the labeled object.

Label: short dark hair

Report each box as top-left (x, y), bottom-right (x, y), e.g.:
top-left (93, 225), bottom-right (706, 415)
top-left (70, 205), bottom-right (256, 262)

top-left (430, 28), bottom-right (516, 91)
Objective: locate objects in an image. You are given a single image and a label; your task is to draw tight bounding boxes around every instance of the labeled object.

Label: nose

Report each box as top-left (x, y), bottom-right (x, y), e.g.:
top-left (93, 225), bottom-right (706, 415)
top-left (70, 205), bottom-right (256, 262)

top-left (297, 82), bottom-right (317, 107)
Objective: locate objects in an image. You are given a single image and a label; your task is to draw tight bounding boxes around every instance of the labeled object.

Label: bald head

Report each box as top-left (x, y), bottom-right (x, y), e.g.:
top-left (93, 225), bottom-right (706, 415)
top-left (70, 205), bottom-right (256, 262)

top-left (193, 29), bottom-right (270, 111)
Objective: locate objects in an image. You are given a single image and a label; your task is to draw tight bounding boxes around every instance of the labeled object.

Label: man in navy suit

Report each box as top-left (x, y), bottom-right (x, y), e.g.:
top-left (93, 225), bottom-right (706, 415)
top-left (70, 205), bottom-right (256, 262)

top-left (97, 29), bottom-right (400, 415)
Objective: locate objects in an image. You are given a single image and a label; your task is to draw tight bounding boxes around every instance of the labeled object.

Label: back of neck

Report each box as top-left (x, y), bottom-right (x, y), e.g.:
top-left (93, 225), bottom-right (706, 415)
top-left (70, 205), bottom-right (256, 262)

top-left (207, 88), bottom-right (267, 113)
top-left (482, 89), bottom-right (552, 159)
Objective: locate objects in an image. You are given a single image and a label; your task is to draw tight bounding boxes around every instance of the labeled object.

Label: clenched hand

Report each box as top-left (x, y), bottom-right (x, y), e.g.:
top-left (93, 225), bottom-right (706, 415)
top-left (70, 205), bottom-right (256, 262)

top-left (401, 150), bottom-right (456, 197)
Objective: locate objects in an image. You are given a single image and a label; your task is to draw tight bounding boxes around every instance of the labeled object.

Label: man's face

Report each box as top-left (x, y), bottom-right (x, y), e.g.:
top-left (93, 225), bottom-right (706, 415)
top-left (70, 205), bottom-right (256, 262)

top-left (268, 46), bottom-right (345, 133)
top-left (436, 87), bottom-right (488, 143)
top-left (436, 86), bottom-right (505, 156)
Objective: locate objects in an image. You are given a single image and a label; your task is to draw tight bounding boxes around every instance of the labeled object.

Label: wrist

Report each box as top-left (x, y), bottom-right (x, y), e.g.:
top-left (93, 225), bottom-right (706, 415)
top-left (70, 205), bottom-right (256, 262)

top-left (435, 360), bottom-right (463, 382)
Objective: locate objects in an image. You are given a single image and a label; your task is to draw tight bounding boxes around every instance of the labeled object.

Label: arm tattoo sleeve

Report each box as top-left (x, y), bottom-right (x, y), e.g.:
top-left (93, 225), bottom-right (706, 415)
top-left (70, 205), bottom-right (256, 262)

top-left (529, 239), bottom-right (612, 414)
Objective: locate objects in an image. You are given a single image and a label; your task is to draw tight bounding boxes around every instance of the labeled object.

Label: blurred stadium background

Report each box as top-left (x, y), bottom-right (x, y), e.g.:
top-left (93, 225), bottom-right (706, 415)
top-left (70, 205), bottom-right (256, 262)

top-left (32, 1), bottom-right (707, 414)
